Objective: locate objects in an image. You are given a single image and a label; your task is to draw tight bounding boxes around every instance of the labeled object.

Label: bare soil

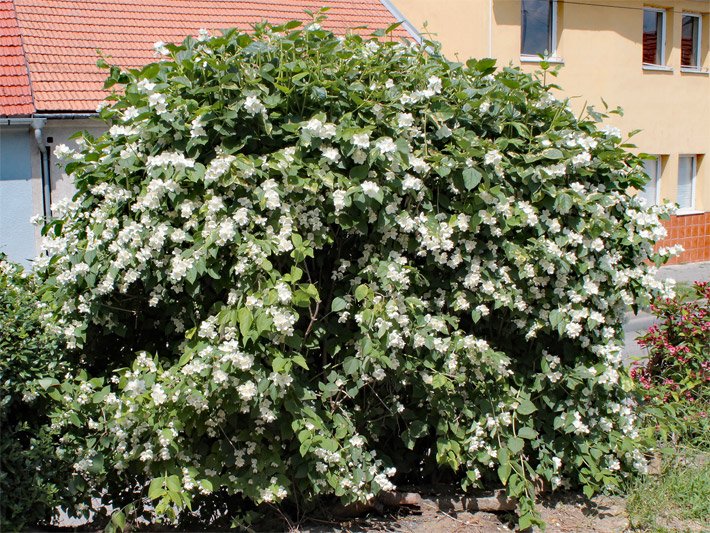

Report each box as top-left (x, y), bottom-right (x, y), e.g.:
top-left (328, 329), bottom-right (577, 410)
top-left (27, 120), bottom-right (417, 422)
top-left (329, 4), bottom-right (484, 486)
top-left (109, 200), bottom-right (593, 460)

top-left (305, 494), bottom-right (628, 532)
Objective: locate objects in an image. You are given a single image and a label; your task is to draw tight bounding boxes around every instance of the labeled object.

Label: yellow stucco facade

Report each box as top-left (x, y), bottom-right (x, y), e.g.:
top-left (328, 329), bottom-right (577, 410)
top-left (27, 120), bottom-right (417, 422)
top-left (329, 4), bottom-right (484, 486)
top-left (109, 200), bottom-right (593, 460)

top-left (393, 0), bottom-right (710, 214)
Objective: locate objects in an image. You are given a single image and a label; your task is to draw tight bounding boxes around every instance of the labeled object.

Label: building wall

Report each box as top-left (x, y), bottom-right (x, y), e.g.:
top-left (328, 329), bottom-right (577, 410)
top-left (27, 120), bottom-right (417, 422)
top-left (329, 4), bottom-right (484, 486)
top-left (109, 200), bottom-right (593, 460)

top-left (0, 126), bottom-right (36, 264)
top-left (396, 0), bottom-right (710, 263)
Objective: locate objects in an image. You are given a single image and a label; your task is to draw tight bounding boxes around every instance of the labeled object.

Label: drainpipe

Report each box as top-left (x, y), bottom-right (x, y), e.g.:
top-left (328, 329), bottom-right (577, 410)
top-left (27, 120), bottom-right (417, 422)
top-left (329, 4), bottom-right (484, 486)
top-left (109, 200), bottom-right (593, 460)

top-left (31, 118), bottom-right (51, 220)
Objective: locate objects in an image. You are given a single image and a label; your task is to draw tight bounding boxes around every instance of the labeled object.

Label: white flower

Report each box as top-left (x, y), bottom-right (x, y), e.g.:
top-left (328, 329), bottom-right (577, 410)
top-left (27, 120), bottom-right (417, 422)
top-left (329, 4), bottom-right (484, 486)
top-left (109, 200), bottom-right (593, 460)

top-left (350, 435), bottom-right (365, 447)
top-left (320, 146), bottom-right (341, 164)
top-left (410, 156), bottom-right (430, 174)
top-left (572, 151), bottom-right (591, 167)
top-left (237, 381), bottom-right (257, 401)
top-left (361, 181), bottom-right (380, 198)
top-left (148, 92), bottom-right (168, 114)
top-left (484, 149), bottom-right (502, 166)
top-left (146, 151), bottom-right (195, 171)
top-left (303, 118), bottom-right (336, 139)
top-left (261, 179), bottom-right (280, 210)
top-left (136, 79), bottom-right (156, 94)
top-left (397, 113), bottom-right (414, 128)
top-left (151, 384), bottom-right (167, 405)
top-left (122, 106), bottom-right (140, 121)
top-left (190, 117), bottom-right (206, 138)
top-left (352, 149), bottom-right (367, 164)
top-left (600, 125), bottom-right (621, 139)
top-left (402, 174), bottom-right (422, 191)
top-left (244, 95), bottom-right (266, 116)
top-left (153, 41), bottom-right (169, 55)
top-left (352, 133), bottom-right (370, 148)
top-left (332, 190), bottom-right (347, 212)
top-left (428, 75), bottom-right (442, 93)
top-left (275, 282), bottom-right (291, 303)
top-left (54, 144), bottom-right (75, 161)
top-left (572, 411), bottom-right (589, 434)
top-left (375, 137), bottom-right (397, 155)
top-left (204, 154), bottom-right (235, 184)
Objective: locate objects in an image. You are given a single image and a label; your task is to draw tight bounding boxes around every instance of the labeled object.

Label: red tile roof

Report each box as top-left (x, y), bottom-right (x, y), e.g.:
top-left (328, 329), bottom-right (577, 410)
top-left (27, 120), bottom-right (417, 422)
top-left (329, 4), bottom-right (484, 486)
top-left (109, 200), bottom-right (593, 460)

top-left (0, 0), bottom-right (34, 116)
top-left (2, 0), bottom-right (412, 116)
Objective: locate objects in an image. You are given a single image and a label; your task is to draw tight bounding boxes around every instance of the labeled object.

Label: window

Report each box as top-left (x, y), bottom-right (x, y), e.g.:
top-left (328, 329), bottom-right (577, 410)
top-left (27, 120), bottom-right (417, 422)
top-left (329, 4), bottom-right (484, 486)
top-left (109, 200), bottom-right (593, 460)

top-left (643, 8), bottom-right (666, 65)
top-left (521, 0), bottom-right (557, 58)
top-left (677, 155), bottom-right (696, 210)
top-left (639, 157), bottom-right (661, 206)
top-left (681, 14), bottom-right (702, 69)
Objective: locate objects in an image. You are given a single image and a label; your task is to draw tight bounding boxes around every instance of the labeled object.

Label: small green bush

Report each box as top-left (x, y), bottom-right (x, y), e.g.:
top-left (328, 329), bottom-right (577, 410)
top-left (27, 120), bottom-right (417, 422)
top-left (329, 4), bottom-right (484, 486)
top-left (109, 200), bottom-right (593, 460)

top-left (39, 19), bottom-right (677, 529)
top-left (0, 256), bottom-right (69, 530)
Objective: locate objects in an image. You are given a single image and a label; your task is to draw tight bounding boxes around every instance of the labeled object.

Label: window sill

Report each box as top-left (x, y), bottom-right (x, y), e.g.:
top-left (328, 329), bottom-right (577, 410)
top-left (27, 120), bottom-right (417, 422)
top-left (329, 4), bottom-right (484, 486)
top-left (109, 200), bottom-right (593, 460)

top-left (642, 64), bottom-right (673, 72)
top-left (675, 208), bottom-right (702, 216)
top-left (520, 55), bottom-right (564, 65)
top-left (680, 67), bottom-right (709, 75)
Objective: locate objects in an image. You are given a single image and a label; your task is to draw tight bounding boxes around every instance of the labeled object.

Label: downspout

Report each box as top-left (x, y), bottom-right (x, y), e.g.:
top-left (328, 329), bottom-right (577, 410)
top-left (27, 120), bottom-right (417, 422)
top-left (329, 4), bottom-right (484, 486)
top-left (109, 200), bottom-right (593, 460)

top-left (31, 117), bottom-right (51, 220)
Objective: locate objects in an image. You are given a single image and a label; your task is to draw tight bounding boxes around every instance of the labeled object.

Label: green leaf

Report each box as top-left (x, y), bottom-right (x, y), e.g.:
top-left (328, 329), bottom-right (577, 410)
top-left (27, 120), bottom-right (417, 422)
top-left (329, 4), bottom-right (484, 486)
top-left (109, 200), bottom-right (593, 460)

top-left (517, 399), bottom-right (537, 416)
top-left (148, 478), bottom-right (164, 500)
top-left (542, 148), bottom-right (564, 159)
top-left (331, 297), bottom-right (347, 312)
top-left (349, 165), bottom-right (369, 180)
top-left (507, 436), bottom-right (524, 454)
top-left (518, 426), bottom-right (538, 439)
top-left (498, 462), bottom-right (511, 485)
top-left (110, 510), bottom-right (126, 532)
top-left (167, 475), bottom-right (181, 492)
top-left (354, 284), bottom-right (369, 301)
top-left (238, 307), bottom-right (253, 338)
top-left (292, 355), bottom-right (309, 370)
top-left (462, 167), bottom-right (482, 190)
top-left (37, 377), bottom-right (58, 390)
top-left (272, 357), bottom-right (288, 372)
top-left (343, 356), bottom-right (359, 375)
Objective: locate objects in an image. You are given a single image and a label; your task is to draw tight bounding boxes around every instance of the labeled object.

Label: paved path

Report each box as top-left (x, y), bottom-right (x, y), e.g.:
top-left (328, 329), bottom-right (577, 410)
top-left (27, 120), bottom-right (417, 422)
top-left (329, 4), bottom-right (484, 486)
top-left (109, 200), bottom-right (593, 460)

top-left (623, 261), bottom-right (709, 363)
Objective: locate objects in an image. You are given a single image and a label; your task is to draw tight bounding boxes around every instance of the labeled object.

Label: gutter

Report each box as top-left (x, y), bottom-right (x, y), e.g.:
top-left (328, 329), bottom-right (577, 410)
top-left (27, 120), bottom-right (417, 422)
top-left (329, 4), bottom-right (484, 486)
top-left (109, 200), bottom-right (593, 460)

top-left (32, 113), bottom-right (99, 120)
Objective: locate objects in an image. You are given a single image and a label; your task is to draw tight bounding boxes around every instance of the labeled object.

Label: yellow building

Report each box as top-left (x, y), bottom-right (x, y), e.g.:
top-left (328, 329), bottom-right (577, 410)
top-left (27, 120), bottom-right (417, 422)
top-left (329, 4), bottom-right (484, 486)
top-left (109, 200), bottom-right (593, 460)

top-left (391, 0), bottom-right (710, 263)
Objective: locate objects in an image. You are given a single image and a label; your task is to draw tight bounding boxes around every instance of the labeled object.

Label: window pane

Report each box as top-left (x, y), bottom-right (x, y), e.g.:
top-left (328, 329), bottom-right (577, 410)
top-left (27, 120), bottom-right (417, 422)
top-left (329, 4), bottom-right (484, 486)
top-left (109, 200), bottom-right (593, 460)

top-left (677, 156), bottom-right (694, 209)
top-left (681, 15), bottom-right (699, 67)
top-left (522, 0), bottom-right (552, 56)
top-left (639, 158), bottom-right (658, 205)
top-left (643, 10), bottom-right (663, 64)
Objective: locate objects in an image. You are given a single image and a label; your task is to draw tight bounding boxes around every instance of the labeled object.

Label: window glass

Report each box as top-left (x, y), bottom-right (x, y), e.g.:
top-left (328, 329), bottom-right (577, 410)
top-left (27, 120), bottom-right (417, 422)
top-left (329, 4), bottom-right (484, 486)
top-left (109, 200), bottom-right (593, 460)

top-left (639, 158), bottom-right (659, 206)
top-left (521, 0), bottom-right (553, 56)
top-left (643, 9), bottom-right (664, 65)
top-left (677, 156), bottom-right (695, 209)
top-left (681, 15), bottom-right (700, 68)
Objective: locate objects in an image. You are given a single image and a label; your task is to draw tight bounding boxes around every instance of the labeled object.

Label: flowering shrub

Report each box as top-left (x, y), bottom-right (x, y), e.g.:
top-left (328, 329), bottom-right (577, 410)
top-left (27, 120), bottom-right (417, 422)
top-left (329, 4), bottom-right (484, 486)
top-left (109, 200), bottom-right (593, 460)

top-left (0, 256), bottom-right (69, 530)
top-left (38, 19), bottom-right (677, 528)
top-left (633, 282), bottom-right (709, 443)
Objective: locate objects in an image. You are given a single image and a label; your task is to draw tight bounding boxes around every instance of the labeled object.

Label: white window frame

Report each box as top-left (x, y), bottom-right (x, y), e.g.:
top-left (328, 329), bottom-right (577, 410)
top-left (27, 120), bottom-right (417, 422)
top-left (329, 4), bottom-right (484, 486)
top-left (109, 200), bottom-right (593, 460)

top-left (641, 156), bottom-right (662, 205)
top-left (677, 155), bottom-right (697, 213)
top-left (681, 13), bottom-right (702, 71)
top-left (642, 7), bottom-right (667, 68)
top-left (520, 0), bottom-right (560, 62)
